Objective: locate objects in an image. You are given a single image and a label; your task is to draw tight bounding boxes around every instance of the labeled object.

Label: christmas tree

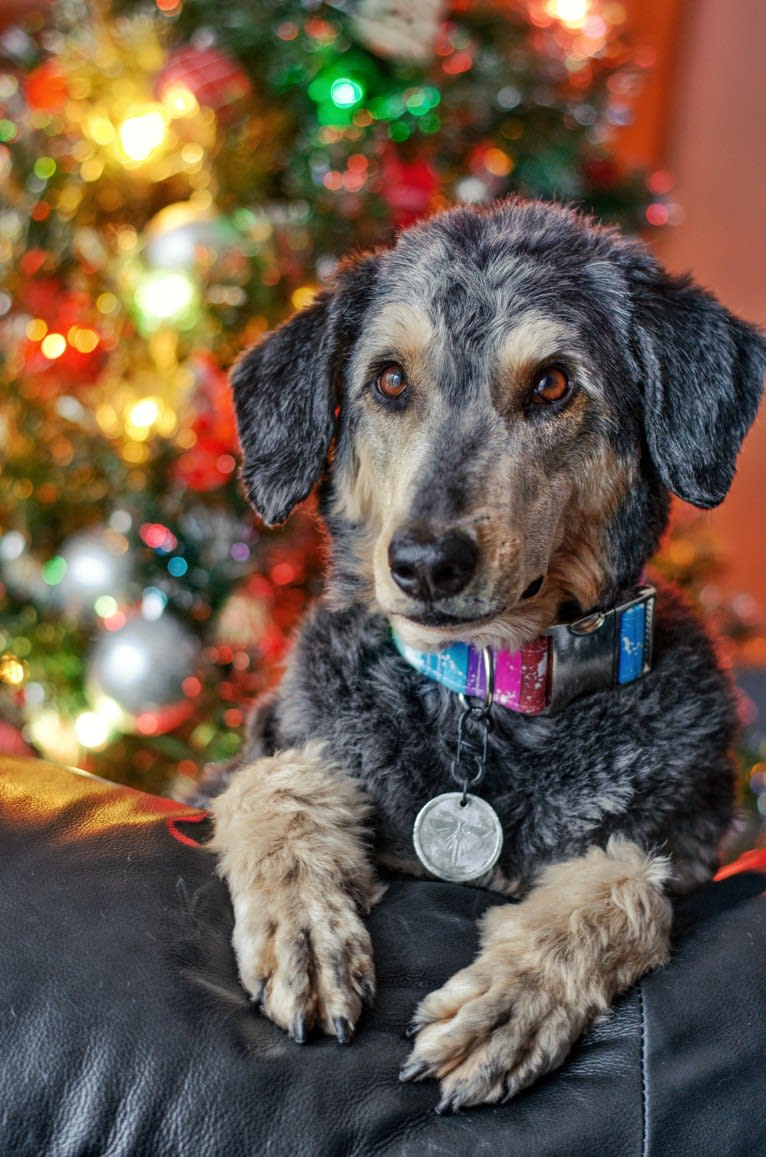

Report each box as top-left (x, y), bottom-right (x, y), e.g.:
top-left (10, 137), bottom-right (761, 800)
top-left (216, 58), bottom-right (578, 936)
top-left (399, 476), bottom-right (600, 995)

top-left (4, 0), bottom-right (758, 816)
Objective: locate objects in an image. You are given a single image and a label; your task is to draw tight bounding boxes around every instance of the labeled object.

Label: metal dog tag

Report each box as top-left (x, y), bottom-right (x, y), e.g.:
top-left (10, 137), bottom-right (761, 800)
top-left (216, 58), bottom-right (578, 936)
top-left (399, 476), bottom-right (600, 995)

top-left (413, 792), bottom-right (503, 883)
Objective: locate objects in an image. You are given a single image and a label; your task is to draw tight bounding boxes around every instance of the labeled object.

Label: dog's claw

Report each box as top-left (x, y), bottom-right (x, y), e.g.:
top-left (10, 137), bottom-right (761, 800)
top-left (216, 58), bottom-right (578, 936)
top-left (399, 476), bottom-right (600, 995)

top-left (291, 1015), bottom-right (308, 1045)
top-left (403, 1021), bottom-right (420, 1039)
top-left (399, 1057), bottom-right (430, 1083)
top-left (251, 979), bottom-right (267, 1008)
top-left (358, 977), bottom-right (375, 1008)
top-left (333, 1016), bottom-right (353, 1045)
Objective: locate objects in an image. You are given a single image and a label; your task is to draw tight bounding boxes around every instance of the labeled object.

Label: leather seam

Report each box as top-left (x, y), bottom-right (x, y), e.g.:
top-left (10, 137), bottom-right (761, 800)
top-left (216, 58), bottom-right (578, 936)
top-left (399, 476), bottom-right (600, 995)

top-left (639, 979), bottom-right (649, 1157)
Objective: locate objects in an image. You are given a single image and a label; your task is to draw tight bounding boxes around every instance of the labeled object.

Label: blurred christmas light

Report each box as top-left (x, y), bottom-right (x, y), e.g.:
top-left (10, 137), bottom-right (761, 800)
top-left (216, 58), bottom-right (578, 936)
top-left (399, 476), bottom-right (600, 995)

top-left (81, 158), bottom-right (105, 183)
top-left (69, 327), bottom-right (100, 353)
top-left (141, 587), bottom-right (168, 621)
top-left (161, 84), bottom-right (199, 118)
top-left (133, 269), bottom-right (199, 331)
top-left (0, 655), bottom-right (26, 687)
top-left (442, 51), bottom-right (472, 76)
top-left (119, 108), bottom-right (167, 163)
top-left (26, 710), bottom-right (80, 765)
top-left (140, 523), bottom-right (177, 552)
top-left (86, 114), bottom-right (115, 147)
top-left (122, 441), bottom-right (150, 464)
top-left (25, 318), bottom-right (47, 341)
top-left (103, 610), bottom-right (127, 632)
top-left (110, 512), bottom-right (133, 534)
top-left (94, 596), bottom-right (119, 619)
top-left (648, 170), bottom-right (674, 196)
top-left (483, 148), bottom-right (514, 177)
top-left (455, 176), bottom-right (489, 203)
top-left (180, 143), bottom-right (204, 167)
top-left (546, 0), bottom-right (590, 27)
top-left (330, 78), bottom-right (364, 109)
top-left (127, 396), bottom-right (161, 432)
top-left (271, 563), bottom-right (296, 587)
top-left (41, 557), bottom-right (67, 586)
top-left (33, 157), bottom-right (56, 180)
top-left (645, 202), bottom-right (670, 227)
top-left (97, 293), bottom-right (119, 315)
top-left (40, 333), bottom-right (66, 359)
top-left (75, 710), bottom-right (111, 750)
top-left (0, 533), bottom-right (26, 562)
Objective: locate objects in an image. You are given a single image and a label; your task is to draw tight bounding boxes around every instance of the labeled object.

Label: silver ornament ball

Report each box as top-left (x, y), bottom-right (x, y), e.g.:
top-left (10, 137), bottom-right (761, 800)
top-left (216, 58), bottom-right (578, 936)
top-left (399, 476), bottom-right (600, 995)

top-left (56, 529), bottom-right (132, 613)
top-left (87, 613), bottom-right (199, 717)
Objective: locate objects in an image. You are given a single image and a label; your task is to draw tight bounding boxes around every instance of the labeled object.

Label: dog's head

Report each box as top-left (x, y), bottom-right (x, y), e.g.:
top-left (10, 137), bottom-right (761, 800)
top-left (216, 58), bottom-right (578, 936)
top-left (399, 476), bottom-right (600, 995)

top-left (232, 200), bottom-right (765, 651)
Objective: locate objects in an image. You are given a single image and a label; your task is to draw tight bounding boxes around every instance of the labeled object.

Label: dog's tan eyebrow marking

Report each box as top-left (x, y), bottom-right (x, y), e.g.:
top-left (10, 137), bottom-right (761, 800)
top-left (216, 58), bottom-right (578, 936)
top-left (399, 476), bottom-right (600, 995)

top-left (497, 314), bottom-right (573, 376)
top-left (350, 302), bottom-right (436, 385)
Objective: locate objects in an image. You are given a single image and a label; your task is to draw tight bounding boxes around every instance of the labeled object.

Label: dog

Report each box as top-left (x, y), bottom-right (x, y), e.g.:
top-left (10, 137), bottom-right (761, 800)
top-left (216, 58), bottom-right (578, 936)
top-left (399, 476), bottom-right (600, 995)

top-left (206, 198), bottom-right (765, 1112)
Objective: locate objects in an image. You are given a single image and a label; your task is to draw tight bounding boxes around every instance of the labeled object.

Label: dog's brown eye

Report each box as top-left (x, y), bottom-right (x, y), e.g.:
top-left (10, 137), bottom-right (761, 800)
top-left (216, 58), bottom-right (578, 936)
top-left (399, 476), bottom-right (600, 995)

top-left (375, 363), bottom-right (408, 400)
top-left (530, 367), bottom-right (571, 406)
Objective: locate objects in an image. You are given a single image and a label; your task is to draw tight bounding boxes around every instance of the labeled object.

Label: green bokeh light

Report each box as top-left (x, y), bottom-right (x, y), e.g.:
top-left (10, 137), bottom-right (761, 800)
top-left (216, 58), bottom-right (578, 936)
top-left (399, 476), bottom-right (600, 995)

top-left (34, 156), bottom-right (57, 180)
top-left (329, 77), bottom-right (364, 109)
top-left (42, 557), bottom-right (68, 586)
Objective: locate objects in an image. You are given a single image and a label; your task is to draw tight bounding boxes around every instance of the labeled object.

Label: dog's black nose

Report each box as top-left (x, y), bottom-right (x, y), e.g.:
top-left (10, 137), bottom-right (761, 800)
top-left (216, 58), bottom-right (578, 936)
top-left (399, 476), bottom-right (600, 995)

top-left (388, 529), bottom-right (478, 602)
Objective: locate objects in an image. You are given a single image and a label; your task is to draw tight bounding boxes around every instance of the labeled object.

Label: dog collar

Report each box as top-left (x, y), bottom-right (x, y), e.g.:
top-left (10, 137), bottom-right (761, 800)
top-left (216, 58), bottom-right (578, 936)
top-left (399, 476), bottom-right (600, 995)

top-left (392, 585), bottom-right (655, 716)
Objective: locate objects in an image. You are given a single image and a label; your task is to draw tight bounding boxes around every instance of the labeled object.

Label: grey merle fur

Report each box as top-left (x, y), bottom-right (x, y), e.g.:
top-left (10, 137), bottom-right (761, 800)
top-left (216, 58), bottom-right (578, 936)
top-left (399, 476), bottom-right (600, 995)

top-left (218, 198), bottom-right (765, 895)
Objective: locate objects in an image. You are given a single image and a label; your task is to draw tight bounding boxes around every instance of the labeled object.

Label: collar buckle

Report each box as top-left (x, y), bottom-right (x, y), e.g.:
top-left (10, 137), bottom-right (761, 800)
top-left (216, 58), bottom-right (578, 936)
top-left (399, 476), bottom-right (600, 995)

top-left (543, 585), bottom-right (655, 714)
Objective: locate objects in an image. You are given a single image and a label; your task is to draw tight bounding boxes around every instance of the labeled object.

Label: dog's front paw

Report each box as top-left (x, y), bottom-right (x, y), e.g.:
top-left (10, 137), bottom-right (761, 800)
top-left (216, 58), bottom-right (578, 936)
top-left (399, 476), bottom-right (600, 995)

top-left (210, 743), bottom-right (384, 1043)
top-left (400, 955), bottom-right (589, 1111)
top-left (233, 883), bottom-right (376, 1043)
top-left (401, 840), bottom-right (672, 1111)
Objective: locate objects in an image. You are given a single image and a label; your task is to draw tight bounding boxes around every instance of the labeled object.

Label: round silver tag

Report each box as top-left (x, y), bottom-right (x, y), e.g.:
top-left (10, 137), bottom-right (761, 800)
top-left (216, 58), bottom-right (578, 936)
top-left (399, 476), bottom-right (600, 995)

top-left (413, 792), bottom-right (504, 883)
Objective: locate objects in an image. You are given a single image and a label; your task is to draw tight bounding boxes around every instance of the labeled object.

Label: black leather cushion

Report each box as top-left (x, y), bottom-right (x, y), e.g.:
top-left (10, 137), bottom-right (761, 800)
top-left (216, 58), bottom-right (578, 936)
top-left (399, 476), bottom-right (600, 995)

top-left (1, 754), bottom-right (765, 1156)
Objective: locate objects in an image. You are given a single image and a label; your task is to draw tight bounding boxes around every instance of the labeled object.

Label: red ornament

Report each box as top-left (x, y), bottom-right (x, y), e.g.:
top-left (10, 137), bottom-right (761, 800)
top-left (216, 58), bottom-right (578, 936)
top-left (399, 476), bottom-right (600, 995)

top-left (173, 353), bottom-right (240, 492)
top-left (0, 721), bottom-right (35, 759)
top-left (24, 59), bottom-right (68, 113)
top-left (155, 45), bottom-right (251, 118)
top-left (380, 147), bottom-right (439, 228)
top-left (583, 156), bottom-right (620, 190)
top-left (135, 700), bottom-right (196, 737)
top-left (17, 280), bottom-right (106, 391)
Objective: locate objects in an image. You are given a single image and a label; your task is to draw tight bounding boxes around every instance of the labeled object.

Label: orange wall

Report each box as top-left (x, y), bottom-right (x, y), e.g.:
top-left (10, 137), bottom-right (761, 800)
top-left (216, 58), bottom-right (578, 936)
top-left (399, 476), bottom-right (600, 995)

top-left (622, 0), bottom-right (766, 611)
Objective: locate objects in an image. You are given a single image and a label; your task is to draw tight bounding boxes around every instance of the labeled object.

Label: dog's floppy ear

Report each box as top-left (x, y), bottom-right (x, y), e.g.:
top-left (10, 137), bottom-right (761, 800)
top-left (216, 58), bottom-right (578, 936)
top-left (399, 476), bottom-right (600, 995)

top-left (231, 254), bottom-right (378, 525)
top-left (633, 268), bottom-right (765, 508)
